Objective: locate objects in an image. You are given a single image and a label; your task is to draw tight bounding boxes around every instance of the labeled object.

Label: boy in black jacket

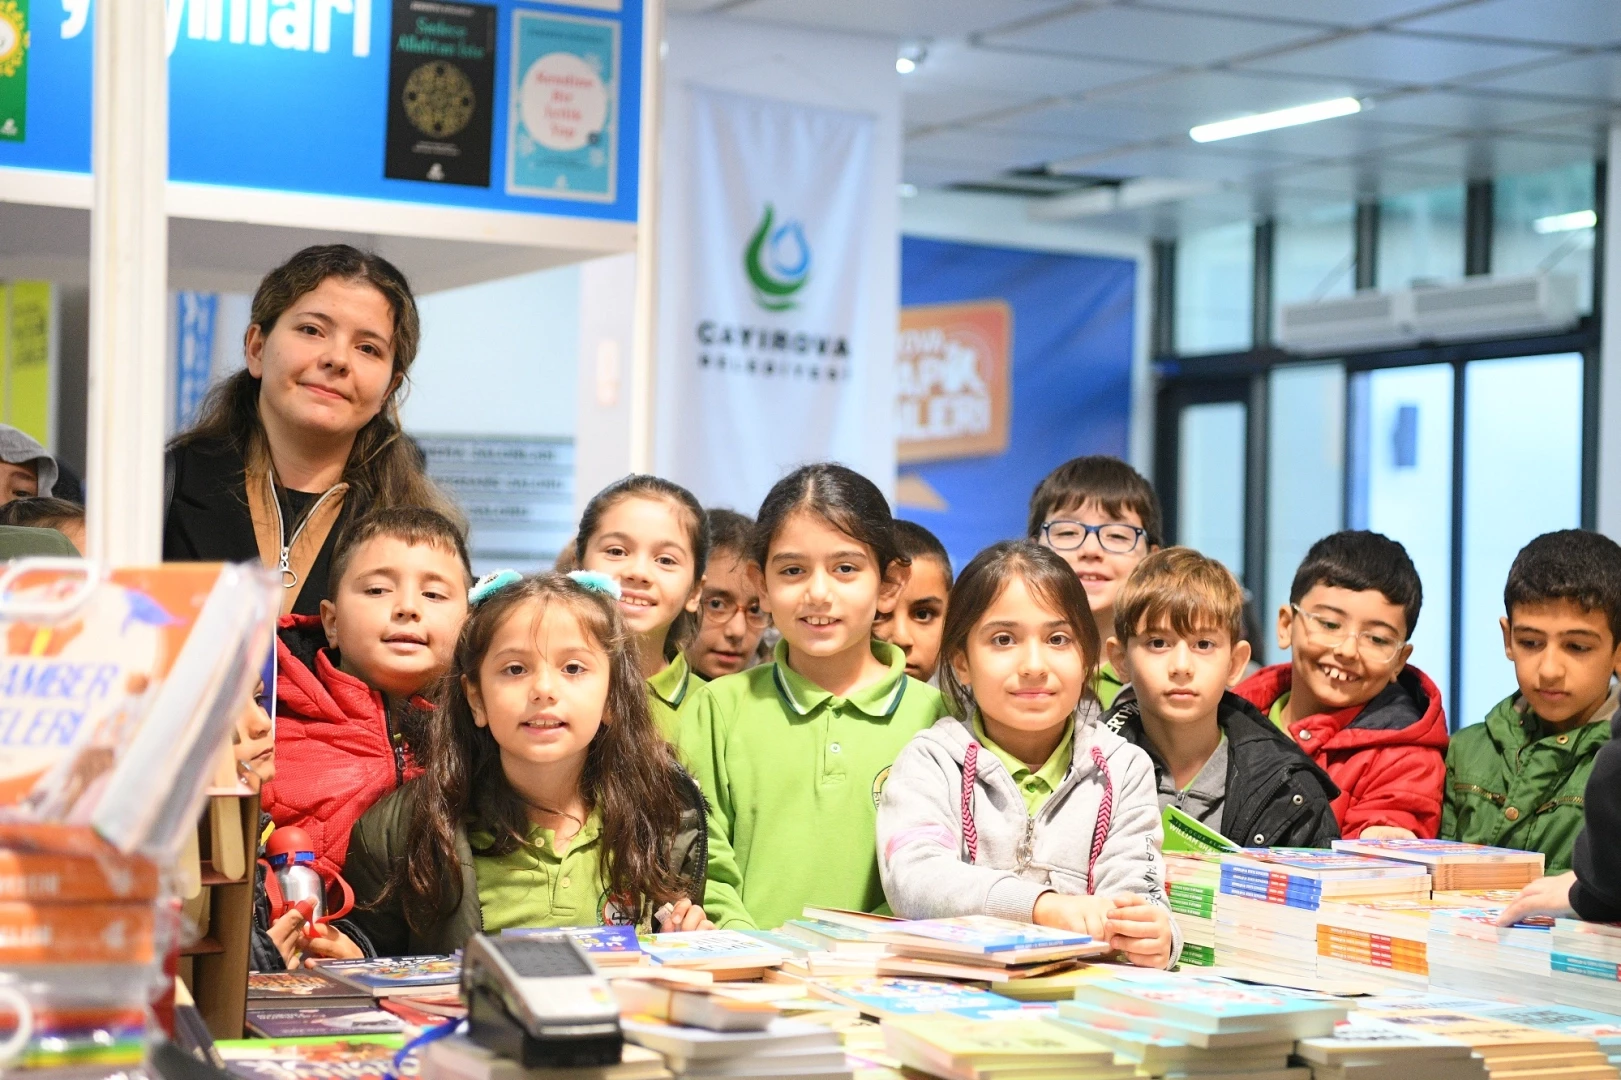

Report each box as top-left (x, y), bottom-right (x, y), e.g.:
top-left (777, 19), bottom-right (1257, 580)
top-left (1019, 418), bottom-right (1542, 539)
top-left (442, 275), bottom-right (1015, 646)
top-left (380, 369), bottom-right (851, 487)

top-left (1103, 547), bottom-right (1340, 849)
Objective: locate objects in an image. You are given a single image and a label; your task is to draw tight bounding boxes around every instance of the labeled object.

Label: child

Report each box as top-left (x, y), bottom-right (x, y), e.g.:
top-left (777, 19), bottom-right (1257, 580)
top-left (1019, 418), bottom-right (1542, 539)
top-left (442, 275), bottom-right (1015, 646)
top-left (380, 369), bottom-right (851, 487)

top-left (576, 476), bottom-right (709, 739)
top-left (0, 425), bottom-right (58, 504)
top-left (239, 702), bottom-right (369, 971)
top-left (678, 464), bottom-right (947, 930)
top-left (1235, 531), bottom-right (1448, 840)
top-left (0, 497), bottom-right (85, 552)
top-left (344, 571), bottom-right (711, 954)
top-left (874, 520), bottom-right (952, 684)
top-left (1443, 530), bottom-right (1621, 873)
top-left (262, 508), bottom-right (472, 881)
top-left (685, 509), bottom-right (770, 681)
top-left (878, 540), bottom-right (1177, 968)
top-left (1102, 548), bottom-right (1339, 849)
top-left (1028, 456), bottom-right (1161, 710)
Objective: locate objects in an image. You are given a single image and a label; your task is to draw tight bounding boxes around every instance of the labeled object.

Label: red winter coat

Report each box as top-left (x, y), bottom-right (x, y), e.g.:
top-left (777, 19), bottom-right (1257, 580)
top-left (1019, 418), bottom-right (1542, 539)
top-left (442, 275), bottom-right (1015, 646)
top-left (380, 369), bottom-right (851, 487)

top-left (261, 615), bottom-right (428, 882)
top-left (1235, 663), bottom-right (1449, 840)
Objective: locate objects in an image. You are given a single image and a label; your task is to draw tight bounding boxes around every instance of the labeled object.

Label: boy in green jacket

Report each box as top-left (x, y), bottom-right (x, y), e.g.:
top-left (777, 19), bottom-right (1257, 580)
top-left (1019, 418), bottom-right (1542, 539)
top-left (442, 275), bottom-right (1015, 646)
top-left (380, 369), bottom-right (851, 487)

top-left (1443, 530), bottom-right (1621, 872)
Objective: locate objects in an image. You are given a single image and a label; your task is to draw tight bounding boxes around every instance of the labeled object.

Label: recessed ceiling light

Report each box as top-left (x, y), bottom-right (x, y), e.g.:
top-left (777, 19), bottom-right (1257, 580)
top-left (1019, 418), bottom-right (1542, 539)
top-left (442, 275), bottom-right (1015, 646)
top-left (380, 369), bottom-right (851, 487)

top-left (896, 43), bottom-right (926, 75)
top-left (896, 56), bottom-right (916, 74)
top-left (1533, 209), bottom-right (1596, 234)
top-left (1190, 97), bottom-right (1361, 143)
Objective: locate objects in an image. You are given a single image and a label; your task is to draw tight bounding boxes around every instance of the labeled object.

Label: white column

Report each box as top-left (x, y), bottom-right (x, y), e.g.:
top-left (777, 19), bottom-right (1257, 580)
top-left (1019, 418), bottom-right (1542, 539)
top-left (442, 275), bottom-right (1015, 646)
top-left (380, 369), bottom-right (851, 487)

top-left (627, 0), bottom-right (665, 474)
top-left (1600, 122), bottom-right (1621, 540)
top-left (574, 253), bottom-right (637, 516)
top-left (85, 0), bottom-right (169, 563)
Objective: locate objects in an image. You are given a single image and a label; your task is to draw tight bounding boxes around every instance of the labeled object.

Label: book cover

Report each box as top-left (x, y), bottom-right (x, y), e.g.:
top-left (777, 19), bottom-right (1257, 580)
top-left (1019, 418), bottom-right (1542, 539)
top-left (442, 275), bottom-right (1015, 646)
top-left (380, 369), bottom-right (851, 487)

top-left (800, 906), bottom-right (901, 932)
top-left (807, 977), bottom-right (1023, 1019)
top-left (885, 1013), bottom-right (1115, 1070)
top-left (244, 1008), bottom-right (406, 1039)
top-left (503, 925), bottom-right (643, 963)
top-left (620, 1016), bottom-right (839, 1061)
top-left (0, 900), bottom-right (154, 964)
top-left (1331, 838), bottom-right (1544, 866)
top-left (316, 956), bottom-right (461, 996)
top-left (641, 929), bottom-right (788, 967)
top-left (1163, 806), bottom-right (1240, 854)
top-left (0, 845), bottom-right (158, 903)
top-left (217, 1037), bottom-right (408, 1080)
top-left (875, 915), bottom-right (1091, 954)
top-left (248, 971), bottom-right (375, 1007)
top-left (1071, 972), bottom-right (1349, 1033)
top-left (1223, 850), bottom-right (1430, 879)
top-left (737, 929), bottom-right (816, 956)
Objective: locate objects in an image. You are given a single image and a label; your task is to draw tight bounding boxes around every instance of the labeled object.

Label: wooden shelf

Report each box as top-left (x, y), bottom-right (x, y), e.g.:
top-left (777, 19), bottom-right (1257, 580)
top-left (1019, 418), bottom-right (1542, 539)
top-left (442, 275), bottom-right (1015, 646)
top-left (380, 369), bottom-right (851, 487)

top-left (178, 791), bottom-right (258, 1040)
top-left (182, 936), bottom-right (225, 957)
top-left (199, 866), bottom-right (251, 887)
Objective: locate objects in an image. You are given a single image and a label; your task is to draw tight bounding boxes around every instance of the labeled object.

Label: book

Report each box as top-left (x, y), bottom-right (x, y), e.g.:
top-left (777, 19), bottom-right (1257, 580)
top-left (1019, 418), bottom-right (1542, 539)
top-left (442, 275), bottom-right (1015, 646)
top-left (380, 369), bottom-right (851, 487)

top-left (244, 1007), bottom-right (406, 1039)
top-left (0, 900), bottom-right (154, 964)
top-left (799, 906), bottom-right (901, 933)
top-left (378, 999), bottom-right (449, 1029)
top-left (780, 917), bottom-right (890, 956)
top-left (316, 955), bottom-right (461, 998)
top-left (1068, 971), bottom-right (1349, 1037)
top-left (882, 1014), bottom-right (1128, 1080)
top-left (874, 954), bottom-right (1081, 984)
top-left (640, 929), bottom-right (791, 972)
top-left (1331, 838), bottom-right (1544, 890)
top-left (620, 1015), bottom-right (841, 1061)
top-left (871, 915), bottom-right (1109, 966)
top-left (248, 971), bottom-right (376, 1010)
top-left (1428, 907), bottom-right (1555, 1002)
top-left (502, 925), bottom-right (645, 967)
top-left (804, 976), bottom-right (1025, 1022)
top-left (0, 843), bottom-right (158, 902)
top-left (422, 1035), bottom-right (671, 1080)
top-left (1295, 1014), bottom-right (1480, 1065)
top-left (1053, 999), bottom-right (1300, 1058)
top-left (217, 1037), bottom-right (407, 1080)
top-left (0, 1003), bottom-right (148, 1071)
top-left (1165, 851), bottom-right (1223, 967)
top-left (1162, 805), bottom-right (1239, 853)
top-left (612, 979), bottom-right (780, 1032)
top-left (390, 992), bottom-right (466, 1019)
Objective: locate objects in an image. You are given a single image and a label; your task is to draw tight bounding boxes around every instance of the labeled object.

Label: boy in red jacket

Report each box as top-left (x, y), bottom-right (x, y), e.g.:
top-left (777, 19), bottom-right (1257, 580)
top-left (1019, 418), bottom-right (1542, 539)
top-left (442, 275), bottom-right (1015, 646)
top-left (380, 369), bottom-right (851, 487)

top-left (262, 507), bottom-right (472, 879)
top-left (1236, 531), bottom-right (1448, 839)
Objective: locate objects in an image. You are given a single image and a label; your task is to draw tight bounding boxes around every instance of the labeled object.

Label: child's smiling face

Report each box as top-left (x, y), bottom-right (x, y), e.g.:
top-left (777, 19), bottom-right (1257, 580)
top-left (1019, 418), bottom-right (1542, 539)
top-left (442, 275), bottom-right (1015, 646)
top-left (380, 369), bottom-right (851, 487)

top-left (687, 550), bottom-right (768, 679)
top-left (322, 535), bottom-right (470, 698)
top-left (874, 555), bottom-right (949, 682)
top-left (1279, 584), bottom-right (1411, 712)
top-left (1038, 499), bottom-right (1152, 637)
top-left (580, 495), bottom-right (702, 645)
top-left (951, 574), bottom-right (1087, 741)
top-left (763, 510), bottom-right (903, 662)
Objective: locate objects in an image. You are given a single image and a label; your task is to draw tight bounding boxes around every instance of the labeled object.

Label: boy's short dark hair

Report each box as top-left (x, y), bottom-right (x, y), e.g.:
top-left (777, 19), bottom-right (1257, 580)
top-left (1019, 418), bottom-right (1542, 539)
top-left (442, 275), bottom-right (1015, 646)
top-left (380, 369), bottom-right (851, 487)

top-left (0, 496), bottom-right (84, 532)
top-left (1290, 530), bottom-right (1422, 639)
top-left (706, 508), bottom-right (756, 561)
top-left (894, 519), bottom-right (953, 588)
top-left (1026, 456), bottom-right (1163, 547)
top-left (1505, 529), bottom-right (1621, 643)
top-left (329, 507), bottom-right (473, 594)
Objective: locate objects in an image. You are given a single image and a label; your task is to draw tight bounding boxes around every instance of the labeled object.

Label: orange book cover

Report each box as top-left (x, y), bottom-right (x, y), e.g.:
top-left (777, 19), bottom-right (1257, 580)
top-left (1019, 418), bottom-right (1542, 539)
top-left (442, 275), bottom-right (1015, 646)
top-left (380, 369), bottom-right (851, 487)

top-left (0, 846), bottom-right (159, 903)
top-left (0, 900), bottom-right (156, 964)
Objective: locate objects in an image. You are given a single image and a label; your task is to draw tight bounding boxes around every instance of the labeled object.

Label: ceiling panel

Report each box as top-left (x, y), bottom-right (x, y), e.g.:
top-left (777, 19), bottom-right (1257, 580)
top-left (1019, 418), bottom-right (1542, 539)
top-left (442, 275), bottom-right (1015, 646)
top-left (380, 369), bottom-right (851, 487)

top-left (1242, 30), bottom-right (1563, 84)
top-left (1097, 70), bottom-right (1389, 118)
top-left (1051, 143), bottom-right (1312, 183)
top-left (724, 0), bottom-right (1078, 39)
top-left (1462, 52), bottom-right (1621, 102)
top-left (1357, 89), bottom-right (1595, 131)
top-left (1396, 0), bottom-right (1621, 47)
top-left (907, 128), bottom-right (1114, 171)
top-left (904, 40), bottom-right (1165, 100)
top-left (1271, 159), bottom-right (1464, 200)
top-left (981, 6), bottom-right (1328, 68)
top-left (975, 101), bottom-right (1197, 144)
top-left (1141, 0), bottom-right (1468, 29)
top-left (1380, 132), bottom-right (1597, 179)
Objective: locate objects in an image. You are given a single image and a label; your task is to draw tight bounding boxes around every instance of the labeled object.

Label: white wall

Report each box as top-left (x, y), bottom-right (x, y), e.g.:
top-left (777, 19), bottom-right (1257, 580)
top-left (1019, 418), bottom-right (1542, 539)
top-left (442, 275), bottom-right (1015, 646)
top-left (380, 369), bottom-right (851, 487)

top-left (1600, 121), bottom-right (1621, 541)
top-left (900, 188), bottom-right (1154, 475)
top-left (401, 265), bottom-right (581, 438)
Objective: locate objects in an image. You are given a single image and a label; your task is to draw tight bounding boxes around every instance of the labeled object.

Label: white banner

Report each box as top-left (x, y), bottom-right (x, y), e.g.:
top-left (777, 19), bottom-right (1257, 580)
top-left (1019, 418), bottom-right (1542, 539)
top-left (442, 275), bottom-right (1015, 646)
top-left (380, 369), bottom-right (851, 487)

top-left (655, 86), bottom-right (889, 513)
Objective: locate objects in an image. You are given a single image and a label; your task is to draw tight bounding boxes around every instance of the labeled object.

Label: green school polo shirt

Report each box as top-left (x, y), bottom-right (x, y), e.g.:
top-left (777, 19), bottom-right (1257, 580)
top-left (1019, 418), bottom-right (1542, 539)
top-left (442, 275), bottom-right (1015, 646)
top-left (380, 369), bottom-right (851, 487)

top-left (1094, 663), bottom-right (1126, 711)
top-left (1270, 692), bottom-right (1293, 736)
top-left (970, 712), bottom-right (1073, 816)
top-left (648, 652), bottom-right (696, 742)
top-left (472, 811), bottom-right (614, 932)
top-left (676, 638), bottom-right (948, 930)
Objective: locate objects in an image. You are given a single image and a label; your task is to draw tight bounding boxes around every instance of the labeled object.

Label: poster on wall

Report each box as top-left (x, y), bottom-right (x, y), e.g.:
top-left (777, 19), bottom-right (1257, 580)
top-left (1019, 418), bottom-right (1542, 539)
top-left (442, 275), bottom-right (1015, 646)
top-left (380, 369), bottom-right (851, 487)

top-left (654, 87), bottom-right (879, 512)
top-left (897, 300), bottom-right (1012, 464)
top-left (384, 0), bottom-right (497, 186)
top-left (0, 0), bottom-right (27, 141)
top-left (506, 8), bottom-right (618, 202)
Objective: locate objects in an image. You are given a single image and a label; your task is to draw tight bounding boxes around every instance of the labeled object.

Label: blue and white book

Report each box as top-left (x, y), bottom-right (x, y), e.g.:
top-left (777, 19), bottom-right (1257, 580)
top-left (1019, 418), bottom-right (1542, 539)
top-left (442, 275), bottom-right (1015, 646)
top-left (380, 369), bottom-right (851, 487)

top-left (872, 915), bottom-right (1099, 960)
top-left (501, 924), bottom-right (644, 966)
top-left (1069, 972), bottom-right (1349, 1036)
top-left (805, 976), bottom-right (1023, 1022)
top-left (315, 956), bottom-right (460, 998)
top-left (640, 929), bottom-right (790, 970)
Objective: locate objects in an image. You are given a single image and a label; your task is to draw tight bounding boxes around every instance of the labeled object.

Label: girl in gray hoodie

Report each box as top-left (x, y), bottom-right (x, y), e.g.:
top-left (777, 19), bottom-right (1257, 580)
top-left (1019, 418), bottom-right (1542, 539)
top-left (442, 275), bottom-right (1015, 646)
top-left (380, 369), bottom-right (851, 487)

top-left (877, 541), bottom-right (1179, 969)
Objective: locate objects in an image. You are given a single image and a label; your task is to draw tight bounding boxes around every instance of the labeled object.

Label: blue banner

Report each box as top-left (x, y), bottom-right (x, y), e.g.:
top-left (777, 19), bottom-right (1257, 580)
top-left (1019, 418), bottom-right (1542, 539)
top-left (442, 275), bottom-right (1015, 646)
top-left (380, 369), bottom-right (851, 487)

top-left (898, 236), bottom-right (1135, 570)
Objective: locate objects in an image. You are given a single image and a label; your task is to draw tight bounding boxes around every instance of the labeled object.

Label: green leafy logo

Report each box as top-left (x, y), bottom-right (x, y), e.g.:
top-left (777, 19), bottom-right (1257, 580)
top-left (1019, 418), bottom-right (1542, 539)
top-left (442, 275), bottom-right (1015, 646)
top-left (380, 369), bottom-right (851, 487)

top-left (744, 203), bottom-right (811, 311)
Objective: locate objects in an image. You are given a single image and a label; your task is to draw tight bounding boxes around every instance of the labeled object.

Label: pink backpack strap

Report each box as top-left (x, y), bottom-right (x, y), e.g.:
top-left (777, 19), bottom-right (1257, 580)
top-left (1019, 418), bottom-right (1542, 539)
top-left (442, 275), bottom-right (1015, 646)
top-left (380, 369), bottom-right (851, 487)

top-left (961, 741), bottom-right (980, 863)
top-left (1086, 745), bottom-right (1114, 894)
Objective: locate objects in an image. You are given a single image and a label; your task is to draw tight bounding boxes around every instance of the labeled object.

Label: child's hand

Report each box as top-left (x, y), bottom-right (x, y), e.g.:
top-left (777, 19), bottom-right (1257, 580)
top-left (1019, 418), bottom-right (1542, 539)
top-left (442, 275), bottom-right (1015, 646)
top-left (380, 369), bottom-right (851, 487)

top-left (300, 921), bottom-right (364, 963)
top-left (1032, 892), bottom-right (1114, 938)
top-left (1103, 894), bottom-right (1174, 969)
top-left (268, 909), bottom-right (307, 970)
top-left (658, 898), bottom-right (714, 932)
top-left (1358, 826), bottom-right (1416, 840)
top-left (1497, 871), bottom-right (1576, 926)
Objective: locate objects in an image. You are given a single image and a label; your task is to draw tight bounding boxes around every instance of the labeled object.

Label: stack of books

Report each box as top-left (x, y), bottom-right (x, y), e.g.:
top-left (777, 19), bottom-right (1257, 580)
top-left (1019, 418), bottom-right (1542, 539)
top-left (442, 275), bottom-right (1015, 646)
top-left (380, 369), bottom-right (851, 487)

top-left (1216, 850), bottom-right (1431, 991)
top-left (1165, 852), bottom-right (1223, 967)
top-left (779, 917), bottom-right (891, 959)
top-left (1348, 1007), bottom-right (1614, 1080)
top-left (504, 926), bottom-right (648, 970)
top-left (1332, 839), bottom-right (1544, 891)
top-left (1314, 897), bottom-right (1483, 992)
top-left (219, 1035), bottom-right (407, 1080)
top-left (1466, 1002), bottom-right (1621, 1071)
top-left (1427, 908), bottom-right (1554, 1002)
top-left (622, 1015), bottom-right (849, 1080)
top-left (641, 930), bottom-right (792, 980)
top-left (1552, 920), bottom-right (1621, 1016)
top-left (740, 929), bottom-right (881, 980)
top-left (804, 977), bottom-right (1028, 1022)
top-left (613, 979), bottom-right (781, 1032)
top-left (882, 1014), bottom-right (1132, 1080)
top-left (245, 971), bottom-right (407, 1038)
top-left (1295, 1013), bottom-right (1486, 1080)
top-left (864, 915), bottom-right (1108, 984)
top-left (315, 955), bottom-right (462, 999)
top-left (423, 1035), bottom-right (671, 1080)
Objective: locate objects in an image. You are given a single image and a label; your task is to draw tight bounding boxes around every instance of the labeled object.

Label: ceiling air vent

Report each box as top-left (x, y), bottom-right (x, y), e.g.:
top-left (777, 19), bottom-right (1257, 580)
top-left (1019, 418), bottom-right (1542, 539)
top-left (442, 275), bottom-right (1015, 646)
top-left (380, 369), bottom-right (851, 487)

top-left (1277, 290), bottom-right (1413, 354)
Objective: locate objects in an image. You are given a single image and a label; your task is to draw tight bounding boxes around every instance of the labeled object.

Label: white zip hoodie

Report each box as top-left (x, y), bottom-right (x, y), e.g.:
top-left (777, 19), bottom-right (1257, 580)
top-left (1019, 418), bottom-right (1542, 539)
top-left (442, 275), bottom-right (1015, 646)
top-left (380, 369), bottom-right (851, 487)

top-left (876, 707), bottom-right (1181, 966)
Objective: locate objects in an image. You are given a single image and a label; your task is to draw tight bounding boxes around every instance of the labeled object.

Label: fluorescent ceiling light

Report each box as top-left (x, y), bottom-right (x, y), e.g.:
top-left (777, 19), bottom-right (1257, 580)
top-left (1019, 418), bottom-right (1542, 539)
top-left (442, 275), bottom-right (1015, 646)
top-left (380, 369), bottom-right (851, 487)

top-left (1533, 209), bottom-right (1596, 234)
top-left (1190, 97), bottom-right (1361, 143)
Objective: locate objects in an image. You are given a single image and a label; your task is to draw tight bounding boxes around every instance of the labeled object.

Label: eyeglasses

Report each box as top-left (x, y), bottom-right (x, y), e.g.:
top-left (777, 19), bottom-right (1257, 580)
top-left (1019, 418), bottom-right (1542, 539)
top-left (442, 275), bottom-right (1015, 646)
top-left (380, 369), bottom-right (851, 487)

top-left (1040, 520), bottom-right (1147, 554)
top-left (701, 592), bottom-right (771, 630)
top-left (1290, 605), bottom-right (1404, 664)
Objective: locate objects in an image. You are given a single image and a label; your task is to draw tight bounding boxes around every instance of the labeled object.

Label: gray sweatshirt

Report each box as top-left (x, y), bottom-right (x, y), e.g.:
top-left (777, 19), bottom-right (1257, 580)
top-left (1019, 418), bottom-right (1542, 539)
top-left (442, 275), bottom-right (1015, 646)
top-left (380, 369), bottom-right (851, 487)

top-left (876, 709), bottom-right (1181, 965)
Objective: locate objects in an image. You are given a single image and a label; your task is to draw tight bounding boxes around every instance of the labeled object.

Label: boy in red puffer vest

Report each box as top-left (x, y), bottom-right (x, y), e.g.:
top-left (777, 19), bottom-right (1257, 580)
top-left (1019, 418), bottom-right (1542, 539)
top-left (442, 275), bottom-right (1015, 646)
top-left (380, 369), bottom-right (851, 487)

top-left (1236, 531), bottom-right (1448, 840)
top-left (263, 508), bottom-right (471, 881)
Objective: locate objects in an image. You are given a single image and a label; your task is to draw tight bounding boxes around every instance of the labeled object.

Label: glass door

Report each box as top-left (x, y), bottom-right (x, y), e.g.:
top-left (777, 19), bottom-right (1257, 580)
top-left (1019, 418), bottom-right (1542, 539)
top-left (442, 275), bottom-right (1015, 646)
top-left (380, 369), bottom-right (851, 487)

top-left (1157, 377), bottom-right (1253, 585)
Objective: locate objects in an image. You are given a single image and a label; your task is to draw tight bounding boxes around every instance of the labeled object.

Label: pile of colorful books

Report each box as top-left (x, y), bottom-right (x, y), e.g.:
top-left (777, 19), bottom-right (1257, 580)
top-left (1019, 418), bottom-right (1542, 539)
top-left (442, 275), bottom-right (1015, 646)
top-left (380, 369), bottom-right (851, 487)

top-left (623, 1014), bottom-right (849, 1080)
top-left (424, 1035), bottom-right (671, 1080)
top-left (860, 914), bottom-right (1108, 985)
top-left (1552, 920), bottom-right (1621, 1016)
top-left (1332, 839), bottom-right (1545, 892)
top-left (1427, 907), bottom-right (1554, 1002)
top-left (1296, 1012), bottom-right (1488, 1080)
top-left (883, 1014), bottom-right (1131, 1080)
top-left (803, 976), bottom-right (1027, 1022)
top-left (1313, 896), bottom-right (1492, 993)
top-left (1165, 852), bottom-right (1222, 967)
top-left (640, 929), bottom-right (792, 981)
top-left (1353, 1000), bottom-right (1615, 1080)
top-left (1215, 849), bottom-right (1431, 992)
top-left (247, 956), bottom-right (464, 1037)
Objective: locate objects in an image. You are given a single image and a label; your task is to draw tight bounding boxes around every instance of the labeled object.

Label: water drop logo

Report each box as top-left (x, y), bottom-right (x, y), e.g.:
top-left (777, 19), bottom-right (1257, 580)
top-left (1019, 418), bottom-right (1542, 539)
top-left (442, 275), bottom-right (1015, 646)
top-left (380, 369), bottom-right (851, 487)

top-left (744, 204), bottom-right (811, 311)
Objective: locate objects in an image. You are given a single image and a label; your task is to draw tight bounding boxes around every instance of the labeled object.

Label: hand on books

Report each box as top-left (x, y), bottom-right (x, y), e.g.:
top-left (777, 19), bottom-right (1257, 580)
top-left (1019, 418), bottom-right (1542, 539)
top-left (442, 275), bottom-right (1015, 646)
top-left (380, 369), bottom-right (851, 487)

top-left (1496, 870), bottom-right (1576, 926)
top-left (1358, 826), bottom-right (1417, 840)
top-left (1102, 895), bottom-right (1174, 970)
top-left (1032, 892), bottom-right (1113, 938)
top-left (658, 898), bottom-right (715, 932)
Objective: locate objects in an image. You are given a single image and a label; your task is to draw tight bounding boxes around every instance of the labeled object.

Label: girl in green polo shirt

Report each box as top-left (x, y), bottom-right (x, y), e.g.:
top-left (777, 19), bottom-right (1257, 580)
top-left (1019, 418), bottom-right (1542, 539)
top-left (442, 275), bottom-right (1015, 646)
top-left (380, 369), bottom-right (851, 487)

top-left (678, 464), bottom-right (950, 930)
top-left (344, 570), bottom-right (711, 955)
top-left (575, 475), bottom-right (710, 741)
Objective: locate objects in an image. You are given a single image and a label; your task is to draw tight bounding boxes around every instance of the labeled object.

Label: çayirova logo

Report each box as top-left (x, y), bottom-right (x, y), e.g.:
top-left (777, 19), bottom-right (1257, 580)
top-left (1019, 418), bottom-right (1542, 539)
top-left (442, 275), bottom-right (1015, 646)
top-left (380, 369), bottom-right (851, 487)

top-left (744, 203), bottom-right (811, 312)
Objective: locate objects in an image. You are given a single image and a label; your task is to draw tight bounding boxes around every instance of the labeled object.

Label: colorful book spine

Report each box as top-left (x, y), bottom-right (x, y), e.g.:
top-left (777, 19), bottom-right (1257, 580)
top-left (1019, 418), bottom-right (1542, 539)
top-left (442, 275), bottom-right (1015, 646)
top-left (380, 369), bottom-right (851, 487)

top-left (1553, 953), bottom-right (1621, 981)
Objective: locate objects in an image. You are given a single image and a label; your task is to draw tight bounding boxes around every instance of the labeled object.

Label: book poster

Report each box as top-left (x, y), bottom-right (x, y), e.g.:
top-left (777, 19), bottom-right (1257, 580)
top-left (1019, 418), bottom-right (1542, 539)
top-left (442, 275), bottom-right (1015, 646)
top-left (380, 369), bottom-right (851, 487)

top-left (0, 0), bottom-right (27, 141)
top-left (506, 9), bottom-right (618, 202)
top-left (384, 0), bottom-right (496, 186)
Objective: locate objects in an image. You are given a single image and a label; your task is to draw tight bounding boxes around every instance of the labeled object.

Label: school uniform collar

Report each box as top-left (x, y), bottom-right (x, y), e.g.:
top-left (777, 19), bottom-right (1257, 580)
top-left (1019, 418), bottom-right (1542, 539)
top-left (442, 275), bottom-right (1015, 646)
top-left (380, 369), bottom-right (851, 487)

top-left (647, 653), bottom-right (693, 709)
top-left (970, 709), bottom-right (1074, 795)
top-left (770, 638), bottom-right (910, 719)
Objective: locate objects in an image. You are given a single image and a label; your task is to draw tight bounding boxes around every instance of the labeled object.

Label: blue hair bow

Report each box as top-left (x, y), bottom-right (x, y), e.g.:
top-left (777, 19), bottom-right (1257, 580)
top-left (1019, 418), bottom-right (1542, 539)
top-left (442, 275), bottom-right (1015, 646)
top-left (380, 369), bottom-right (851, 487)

top-left (468, 569), bottom-right (522, 606)
top-left (567, 570), bottom-right (622, 600)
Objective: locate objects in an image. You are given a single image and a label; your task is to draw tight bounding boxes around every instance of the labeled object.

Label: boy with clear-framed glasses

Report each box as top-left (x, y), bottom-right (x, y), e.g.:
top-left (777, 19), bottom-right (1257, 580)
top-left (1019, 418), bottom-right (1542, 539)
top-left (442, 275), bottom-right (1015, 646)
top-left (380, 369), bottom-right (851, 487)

top-left (685, 508), bottom-right (772, 681)
top-left (1028, 456), bottom-right (1162, 709)
top-left (1236, 531), bottom-right (1449, 840)
top-left (1443, 530), bottom-right (1621, 873)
